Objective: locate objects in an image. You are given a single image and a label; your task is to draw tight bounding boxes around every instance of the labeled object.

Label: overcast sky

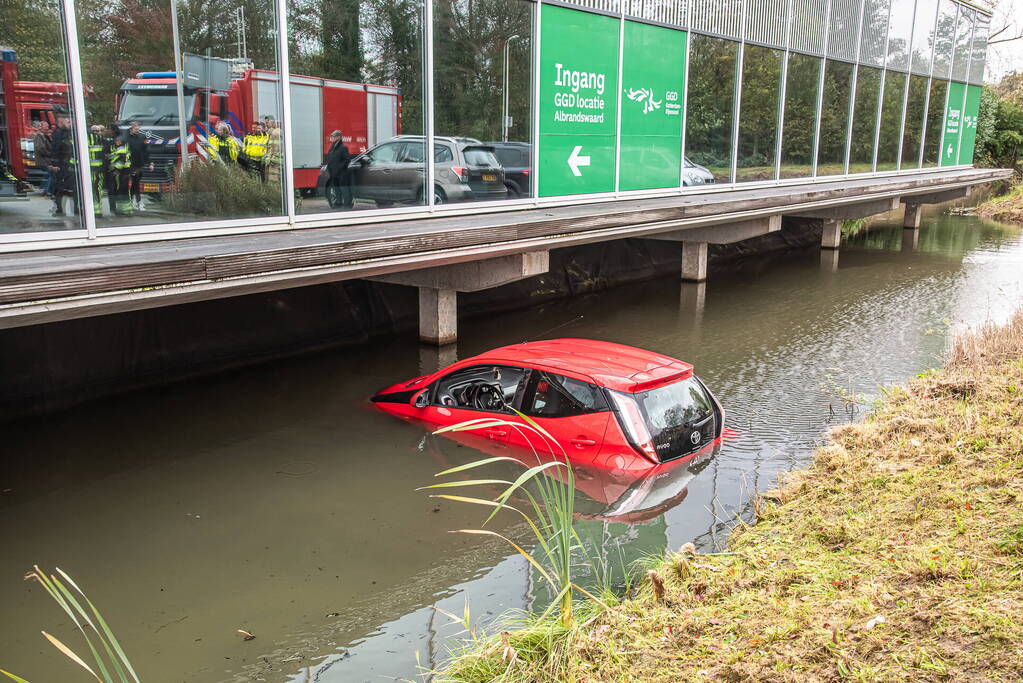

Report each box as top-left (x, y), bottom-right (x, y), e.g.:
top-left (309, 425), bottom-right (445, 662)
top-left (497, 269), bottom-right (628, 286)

top-left (985, 0), bottom-right (1023, 82)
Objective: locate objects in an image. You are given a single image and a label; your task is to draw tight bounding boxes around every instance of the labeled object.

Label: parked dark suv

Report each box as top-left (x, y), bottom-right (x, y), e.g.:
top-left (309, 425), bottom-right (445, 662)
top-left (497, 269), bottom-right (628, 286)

top-left (318, 135), bottom-right (506, 208)
top-left (485, 141), bottom-right (531, 198)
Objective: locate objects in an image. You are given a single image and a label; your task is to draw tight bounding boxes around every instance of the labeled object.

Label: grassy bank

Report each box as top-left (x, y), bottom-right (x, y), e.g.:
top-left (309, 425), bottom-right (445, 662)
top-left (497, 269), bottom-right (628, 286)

top-left (976, 182), bottom-right (1023, 225)
top-left (441, 311), bottom-right (1023, 682)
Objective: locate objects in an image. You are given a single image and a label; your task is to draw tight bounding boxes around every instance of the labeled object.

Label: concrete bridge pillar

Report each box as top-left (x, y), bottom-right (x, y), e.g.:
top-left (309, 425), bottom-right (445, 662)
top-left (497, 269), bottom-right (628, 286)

top-left (903, 203), bottom-right (923, 229)
top-left (821, 219), bottom-right (842, 250)
top-left (371, 251), bottom-right (549, 346)
top-left (679, 281), bottom-right (707, 325)
top-left (902, 227), bottom-right (920, 251)
top-left (820, 248), bottom-right (840, 271)
top-left (646, 215), bottom-right (782, 283)
top-left (418, 287), bottom-right (458, 345)
top-left (681, 242), bottom-right (708, 282)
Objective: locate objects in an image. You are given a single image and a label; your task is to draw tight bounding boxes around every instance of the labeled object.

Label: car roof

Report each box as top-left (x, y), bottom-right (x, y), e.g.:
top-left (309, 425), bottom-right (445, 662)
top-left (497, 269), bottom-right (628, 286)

top-left (464, 338), bottom-right (694, 393)
top-left (389, 135), bottom-right (483, 145)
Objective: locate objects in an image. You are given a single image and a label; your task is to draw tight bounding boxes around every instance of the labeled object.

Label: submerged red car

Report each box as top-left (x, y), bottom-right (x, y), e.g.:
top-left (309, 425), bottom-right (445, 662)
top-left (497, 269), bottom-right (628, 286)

top-left (371, 339), bottom-right (724, 472)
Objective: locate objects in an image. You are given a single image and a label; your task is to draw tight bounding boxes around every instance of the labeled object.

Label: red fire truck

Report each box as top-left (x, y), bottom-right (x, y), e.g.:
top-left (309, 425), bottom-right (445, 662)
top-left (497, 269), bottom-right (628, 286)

top-left (117, 58), bottom-right (402, 194)
top-left (0, 48), bottom-right (71, 185)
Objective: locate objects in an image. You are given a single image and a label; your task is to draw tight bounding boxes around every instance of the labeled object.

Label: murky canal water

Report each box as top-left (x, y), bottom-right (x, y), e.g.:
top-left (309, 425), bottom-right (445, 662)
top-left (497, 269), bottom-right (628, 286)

top-left (2, 209), bottom-right (1022, 682)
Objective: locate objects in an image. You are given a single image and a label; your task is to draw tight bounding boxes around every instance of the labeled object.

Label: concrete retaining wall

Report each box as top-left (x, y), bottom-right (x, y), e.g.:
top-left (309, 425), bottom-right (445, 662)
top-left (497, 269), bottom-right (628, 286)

top-left (0, 219), bottom-right (822, 421)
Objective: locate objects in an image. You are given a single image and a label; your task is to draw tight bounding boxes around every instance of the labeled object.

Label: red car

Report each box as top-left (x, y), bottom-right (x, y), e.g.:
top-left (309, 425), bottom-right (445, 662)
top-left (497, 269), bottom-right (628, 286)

top-left (371, 339), bottom-right (724, 473)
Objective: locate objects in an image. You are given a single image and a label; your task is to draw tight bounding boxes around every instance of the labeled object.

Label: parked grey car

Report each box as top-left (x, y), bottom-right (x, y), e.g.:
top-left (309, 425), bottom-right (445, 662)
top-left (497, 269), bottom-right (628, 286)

top-left (318, 135), bottom-right (507, 207)
top-left (683, 157), bottom-right (715, 185)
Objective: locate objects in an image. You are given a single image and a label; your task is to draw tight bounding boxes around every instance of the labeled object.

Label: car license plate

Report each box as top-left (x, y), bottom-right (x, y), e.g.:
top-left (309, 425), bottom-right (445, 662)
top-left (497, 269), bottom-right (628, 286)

top-left (482, 174), bottom-right (497, 182)
top-left (142, 183), bottom-right (160, 192)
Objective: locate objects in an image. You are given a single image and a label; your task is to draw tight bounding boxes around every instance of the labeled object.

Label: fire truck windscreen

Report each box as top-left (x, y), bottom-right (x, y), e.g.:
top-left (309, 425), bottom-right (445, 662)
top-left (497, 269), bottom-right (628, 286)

top-left (119, 91), bottom-right (195, 125)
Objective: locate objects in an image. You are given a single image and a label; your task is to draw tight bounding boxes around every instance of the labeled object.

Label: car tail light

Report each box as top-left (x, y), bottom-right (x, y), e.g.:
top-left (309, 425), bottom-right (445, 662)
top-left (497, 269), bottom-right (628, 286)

top-left (451, 166), bottom-right (469, 183)
top-left (521, 169), bottom-right (529, 176)
top-left (607, 391), bottom-right (659, 463)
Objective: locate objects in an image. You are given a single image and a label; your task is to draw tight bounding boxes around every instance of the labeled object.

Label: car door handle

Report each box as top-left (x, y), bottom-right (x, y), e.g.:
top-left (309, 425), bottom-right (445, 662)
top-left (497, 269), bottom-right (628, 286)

top-left (485, 429), bottom-right (508, 439)
top-left (570, 438), bottom-right (597, 447)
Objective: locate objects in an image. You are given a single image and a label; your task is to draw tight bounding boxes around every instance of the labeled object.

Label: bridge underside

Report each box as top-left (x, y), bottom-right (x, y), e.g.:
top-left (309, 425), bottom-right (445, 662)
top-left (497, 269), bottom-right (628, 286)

top-left (0, 168), bottom-right (1010, 341)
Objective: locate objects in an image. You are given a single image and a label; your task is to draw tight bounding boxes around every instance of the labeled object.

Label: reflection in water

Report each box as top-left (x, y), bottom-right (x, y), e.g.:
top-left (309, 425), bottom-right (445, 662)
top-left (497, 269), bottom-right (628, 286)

top-left (0, 211), bottom-right (1022, 682)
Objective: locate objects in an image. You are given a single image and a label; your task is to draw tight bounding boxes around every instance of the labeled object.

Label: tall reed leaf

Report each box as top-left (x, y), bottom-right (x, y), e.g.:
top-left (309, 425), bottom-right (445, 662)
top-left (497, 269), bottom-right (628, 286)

top-left (421, 411), bottom-right (587, 626)
top-left (4, 567), bottom-right (139, 683)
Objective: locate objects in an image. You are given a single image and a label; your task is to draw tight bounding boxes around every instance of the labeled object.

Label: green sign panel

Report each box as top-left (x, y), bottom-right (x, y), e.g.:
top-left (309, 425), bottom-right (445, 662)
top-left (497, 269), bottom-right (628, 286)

top-left (940, 81), bottom-right (966, 167)
top-left (538, 4), bottom-right (619, 197)
top-left (957, 84), bottom-right (982, 166)
top-left (619, 22), bottom-right (686, 191)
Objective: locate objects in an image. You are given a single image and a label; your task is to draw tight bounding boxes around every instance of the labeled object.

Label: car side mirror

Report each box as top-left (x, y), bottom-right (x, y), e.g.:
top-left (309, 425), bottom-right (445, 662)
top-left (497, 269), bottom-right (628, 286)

top-left (412, 389), bottom-right (429, 408)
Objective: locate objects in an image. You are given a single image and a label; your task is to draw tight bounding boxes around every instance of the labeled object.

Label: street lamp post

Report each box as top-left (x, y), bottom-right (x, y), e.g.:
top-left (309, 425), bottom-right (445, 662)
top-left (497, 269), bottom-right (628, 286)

top-left (502, 34), bottom-right (520, 143)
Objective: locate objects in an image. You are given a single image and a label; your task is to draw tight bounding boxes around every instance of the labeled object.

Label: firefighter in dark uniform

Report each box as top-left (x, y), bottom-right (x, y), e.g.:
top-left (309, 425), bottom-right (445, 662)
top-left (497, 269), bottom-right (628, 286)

top-left (68, 124), bottom-right (104, 216)
top-left (105, 123), bottom-right (133, 216)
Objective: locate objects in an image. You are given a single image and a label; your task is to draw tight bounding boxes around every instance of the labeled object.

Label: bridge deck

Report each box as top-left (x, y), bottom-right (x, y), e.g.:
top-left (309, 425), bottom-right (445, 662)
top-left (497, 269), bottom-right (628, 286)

top-left (0, 167), bottom-right (1010, 328)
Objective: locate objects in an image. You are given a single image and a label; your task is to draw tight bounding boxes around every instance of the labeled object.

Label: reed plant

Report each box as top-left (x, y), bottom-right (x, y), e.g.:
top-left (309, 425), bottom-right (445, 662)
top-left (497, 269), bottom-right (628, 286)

top-left (2, 567), bottom-right (138, 683)
top-left (420, 410), bottom-right (606, 628)
top-left (163, 160), bottom-right (284, 218)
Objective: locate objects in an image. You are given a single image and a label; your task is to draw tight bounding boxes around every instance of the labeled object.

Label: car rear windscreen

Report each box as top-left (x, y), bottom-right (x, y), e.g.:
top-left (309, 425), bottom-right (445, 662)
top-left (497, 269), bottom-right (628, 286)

top-left (633, 377), bottom-right (716, 462)
top-left (464, 148), bottom-right (500, 167)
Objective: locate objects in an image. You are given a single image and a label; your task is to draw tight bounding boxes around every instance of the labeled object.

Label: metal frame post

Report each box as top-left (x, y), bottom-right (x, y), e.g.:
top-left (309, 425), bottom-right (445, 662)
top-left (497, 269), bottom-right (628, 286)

top-left (844, 0), bottom-right (867, 175)
top-left (811, 0), bottom-right (833, 177)
top-left (274, 0), bottom-right (296, 222)
top-left (918, 0), bottom-right (942, 167)
top-left (531, 1), bottom-right (541, 201)
top-left (613, 3), bottom-right (625, 194)
top-left (61, 0), bottom-right (97, 238)
top-left (424, 0), bottom-right (435, 208)
top-left (871, 0), bottom-right (894, 172)
top-left (895, 0), bottom-right (920, 171)
top-left (774, 0), bottom-right (795, 182)
top-left (729, 0), bottom-right (747, 186)
top-left (678, 1), bottom-right (692, 193)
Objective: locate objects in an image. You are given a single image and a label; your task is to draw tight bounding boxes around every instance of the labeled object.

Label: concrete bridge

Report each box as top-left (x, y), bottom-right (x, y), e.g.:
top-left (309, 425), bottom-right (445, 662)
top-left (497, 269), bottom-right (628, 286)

top-left (0, 167), bottom-right (1010, 344)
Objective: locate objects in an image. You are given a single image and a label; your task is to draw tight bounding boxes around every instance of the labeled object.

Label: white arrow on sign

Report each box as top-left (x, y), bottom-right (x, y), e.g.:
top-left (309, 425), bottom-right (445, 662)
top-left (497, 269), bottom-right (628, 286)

top-left (568, 145), bottom-right (591, 177)
top-left (946, 144), bottom-right (954, 158)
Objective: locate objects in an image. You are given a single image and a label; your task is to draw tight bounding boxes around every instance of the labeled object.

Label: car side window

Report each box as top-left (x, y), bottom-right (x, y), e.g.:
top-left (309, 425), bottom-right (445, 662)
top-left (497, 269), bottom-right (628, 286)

top-left (400, 142), bottom-right (425, 163)
top-left (434, 145), bottom-right (454, 163)
top-left (432, 365), bottom-right (526, 413)
top-left (371, 142), bottom-right (402, 163)
top-left (523, 371), bottom-right (607, 418)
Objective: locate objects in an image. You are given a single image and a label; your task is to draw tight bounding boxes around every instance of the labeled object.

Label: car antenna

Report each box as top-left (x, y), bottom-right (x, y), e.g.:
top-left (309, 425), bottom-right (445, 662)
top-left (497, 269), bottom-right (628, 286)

top-left (522, 315), bottom-right (584, 343)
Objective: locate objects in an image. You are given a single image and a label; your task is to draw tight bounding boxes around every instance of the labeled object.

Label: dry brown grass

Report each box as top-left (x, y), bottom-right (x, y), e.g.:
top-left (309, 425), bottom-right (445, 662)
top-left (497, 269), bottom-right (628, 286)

top-left (442, 312), bottom-right (1023, 682)
top-left (976, 184), bottom-right (1023, 225)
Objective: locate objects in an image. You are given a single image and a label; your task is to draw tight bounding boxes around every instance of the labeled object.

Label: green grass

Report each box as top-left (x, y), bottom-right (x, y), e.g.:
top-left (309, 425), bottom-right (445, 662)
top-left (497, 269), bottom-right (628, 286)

top-left (438, 311), bottom-right (1023, 682)
top-left (976, 182), bottom-right (1023, 225)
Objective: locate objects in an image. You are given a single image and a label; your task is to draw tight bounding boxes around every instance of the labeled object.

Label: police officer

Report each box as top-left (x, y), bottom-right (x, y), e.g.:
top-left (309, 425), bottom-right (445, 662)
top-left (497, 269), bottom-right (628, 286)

top-left (206, 122), bottom-right (240, 164)
top-left (241, 122), bottom-right (268, 180)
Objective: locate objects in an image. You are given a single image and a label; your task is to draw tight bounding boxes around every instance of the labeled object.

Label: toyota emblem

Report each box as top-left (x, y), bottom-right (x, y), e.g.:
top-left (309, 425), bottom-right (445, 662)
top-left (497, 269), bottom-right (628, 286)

top-left (690, 431), bottom-right (701, 445)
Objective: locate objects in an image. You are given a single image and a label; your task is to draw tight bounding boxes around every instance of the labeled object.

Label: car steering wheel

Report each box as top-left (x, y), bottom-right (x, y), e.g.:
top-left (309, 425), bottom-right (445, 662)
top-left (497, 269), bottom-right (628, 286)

top-left (472, 383), bottom-right (505, 411)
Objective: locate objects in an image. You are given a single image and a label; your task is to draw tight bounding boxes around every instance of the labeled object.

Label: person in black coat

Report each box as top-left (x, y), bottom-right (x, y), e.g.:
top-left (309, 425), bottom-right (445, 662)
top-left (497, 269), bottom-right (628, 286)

top-left (125, 120), bottom-right (154, 211)
top-left (324, 130), bottom-right (352, 209)
top-left (49, 114), bottom-right (78, 216)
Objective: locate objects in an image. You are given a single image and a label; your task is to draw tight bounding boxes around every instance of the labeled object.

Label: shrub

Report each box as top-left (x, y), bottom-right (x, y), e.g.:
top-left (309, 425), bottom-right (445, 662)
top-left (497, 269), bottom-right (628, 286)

top-left (163, 160), bottom-right (284, 218)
